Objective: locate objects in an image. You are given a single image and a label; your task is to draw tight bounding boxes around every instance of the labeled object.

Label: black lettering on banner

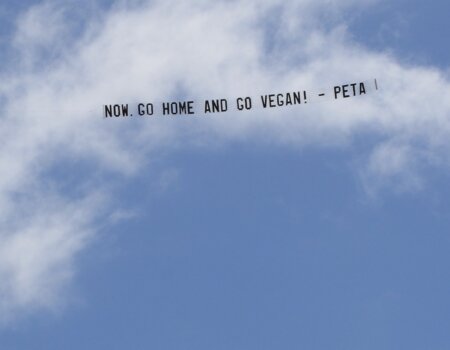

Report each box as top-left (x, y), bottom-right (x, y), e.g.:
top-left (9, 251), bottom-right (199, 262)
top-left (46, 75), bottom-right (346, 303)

top-left (261, 95), bottom-right (268, 108)
top-left (264, 94), bottom-right (278, 107)
top-left (342, 84), bottom-right (350, 98)
top-left (104, 80), bottom-right (376, 118)
top-left (162, 102), bottom-right (170, 115)
top-left (261, 95), bottom-right (272, 108)
top-left (204, 99), bottom-right (228, 113)
top-left (286, 91), bottom-right (302, 106)
top-left (104, 105), bottom-right (113, 117)
top-left (237, 97), bottom-right (252, 110)
top-left (204, 101), bottom-right (212, 114)
top-left (334, 82), bottom-right (367, 99)
top-left (178, 102), bottom-right (188, 114)
top-left (268, 95), bottom-right (275, 107)
top-left (276, 94), bottom-right (284, 106)
top-left (285, 93), bottom-right (293, 106)
top-left (334, 86), bottom-right (342, 99)
top-left (138, 103), bottom-right (154, 116)
top-left (162, 101), bottom-right (195, 115)
top-left (104, 104), bottom-right (129, 117)
top-left (186, 101), bottom-right (195, 114)
top-left (359, 82), bottom-right (366, 95)
top-left (261, 92), bottom-right (304, 108)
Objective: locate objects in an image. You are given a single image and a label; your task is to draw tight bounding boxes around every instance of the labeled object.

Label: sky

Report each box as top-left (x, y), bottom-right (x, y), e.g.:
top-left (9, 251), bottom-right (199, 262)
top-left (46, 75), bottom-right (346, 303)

top-left (0, 0), bottom-right (450, 349)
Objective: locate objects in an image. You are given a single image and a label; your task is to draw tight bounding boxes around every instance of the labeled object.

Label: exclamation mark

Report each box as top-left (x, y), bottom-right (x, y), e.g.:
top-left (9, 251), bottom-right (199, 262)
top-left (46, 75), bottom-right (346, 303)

top-left (303, 91), bottom-right (308, 104)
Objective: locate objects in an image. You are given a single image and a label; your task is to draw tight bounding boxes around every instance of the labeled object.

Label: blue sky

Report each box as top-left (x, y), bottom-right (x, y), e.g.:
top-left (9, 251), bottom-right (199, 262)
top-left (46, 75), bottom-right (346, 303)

top-left (1, 1), bottom-right (450, 349)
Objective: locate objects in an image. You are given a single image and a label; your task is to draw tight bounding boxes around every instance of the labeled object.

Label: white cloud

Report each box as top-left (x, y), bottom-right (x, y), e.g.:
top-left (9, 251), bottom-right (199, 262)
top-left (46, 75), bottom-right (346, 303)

top-left (0, 191), bottom-right (105, 323)
top-left (0, 0), bottom-right (449, 323)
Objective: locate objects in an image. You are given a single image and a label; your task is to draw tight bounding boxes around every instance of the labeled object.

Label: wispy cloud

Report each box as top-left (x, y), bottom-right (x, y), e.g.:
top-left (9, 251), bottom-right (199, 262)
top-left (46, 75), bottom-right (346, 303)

top-left (0, 0), bottom-right (449, 324)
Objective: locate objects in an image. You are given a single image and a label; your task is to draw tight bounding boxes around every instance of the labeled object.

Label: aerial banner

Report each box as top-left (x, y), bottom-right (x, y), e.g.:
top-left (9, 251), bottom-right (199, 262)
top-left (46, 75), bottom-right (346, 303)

top-left (103, 79), bottom-right (379, 118)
